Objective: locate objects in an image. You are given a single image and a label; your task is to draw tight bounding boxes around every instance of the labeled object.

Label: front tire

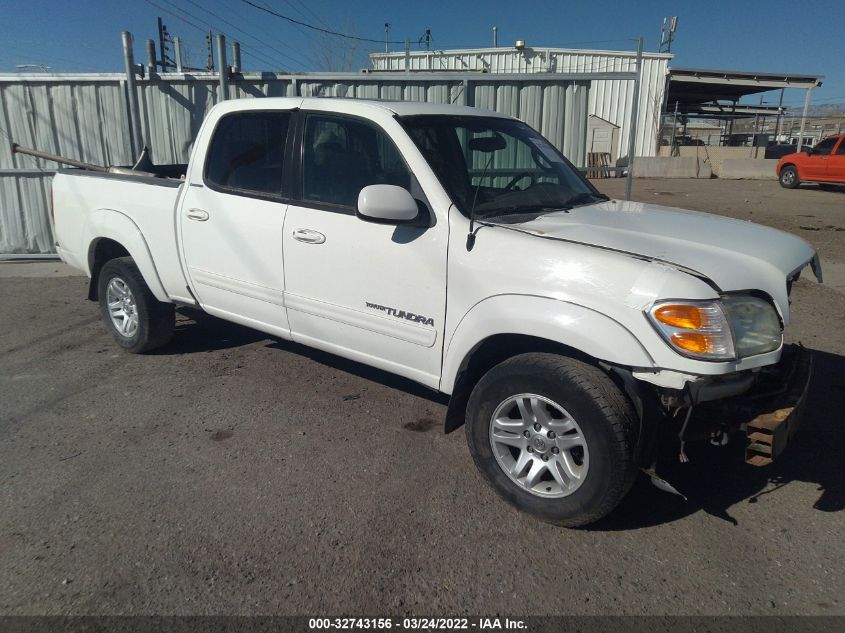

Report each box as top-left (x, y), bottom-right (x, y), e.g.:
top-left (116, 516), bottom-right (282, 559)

top-left (779, 165), bottom-right (800, 189)
top-left (97, 257), bottom-right (174, 353)
top-left (465, 353), bottom-right (638, 527)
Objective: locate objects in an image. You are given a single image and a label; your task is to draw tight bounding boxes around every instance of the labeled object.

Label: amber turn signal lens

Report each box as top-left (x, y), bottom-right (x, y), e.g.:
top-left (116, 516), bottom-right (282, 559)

top-left (670, 331), bottom-right (711, 354)
top-left (653, 304), bottom-right (703, 330)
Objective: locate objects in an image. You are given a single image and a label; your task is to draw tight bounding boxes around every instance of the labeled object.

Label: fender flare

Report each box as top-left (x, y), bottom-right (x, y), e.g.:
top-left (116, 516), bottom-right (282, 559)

top-left (83, 208), bottom-right (169, 302)
top-left (440, 294), bottom-right (656, 394)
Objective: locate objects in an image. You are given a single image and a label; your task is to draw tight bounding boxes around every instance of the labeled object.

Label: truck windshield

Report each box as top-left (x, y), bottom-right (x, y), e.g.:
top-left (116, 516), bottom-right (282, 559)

top-left (400, 114), bottom-right (601, 219)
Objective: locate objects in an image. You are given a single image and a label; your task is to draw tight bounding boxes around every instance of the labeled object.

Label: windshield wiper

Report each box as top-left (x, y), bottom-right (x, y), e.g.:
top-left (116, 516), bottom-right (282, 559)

top-left (561, 191), bottom-right (609, 207)
top-left (478, 204), bottom-right (572, 220)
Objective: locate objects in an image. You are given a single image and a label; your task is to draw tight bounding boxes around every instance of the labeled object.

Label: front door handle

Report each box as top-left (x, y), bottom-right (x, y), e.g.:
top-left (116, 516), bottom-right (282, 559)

top-left (186, 208), bottom-right (209, 222)
top-left (292, 228), bottom-right (326, 244)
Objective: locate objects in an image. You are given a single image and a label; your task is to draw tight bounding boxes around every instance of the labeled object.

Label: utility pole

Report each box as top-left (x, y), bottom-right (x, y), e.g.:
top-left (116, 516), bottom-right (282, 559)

top-left (231, 41), bottom-right (241, 73)
top-left (404, 37), bottom-right (410, 72)
top-left (493, 26), bottom-right (498, 48)
top-left (145, 39), bottom-right (157, 76)
top-left (121, 32), bottom-right (143, 158)
top-left (216, 34), bottom-right (228, 101)
top-left (384, 23), bottom-right (390, 53)
top-left (424, 28), bottom-right (431, 51)
top-left (157, 17), bottom-right (169, 72)
top-left (206, 31), bottom-right (214, 71)
top-left (624, 36), bottom-right (643, 202)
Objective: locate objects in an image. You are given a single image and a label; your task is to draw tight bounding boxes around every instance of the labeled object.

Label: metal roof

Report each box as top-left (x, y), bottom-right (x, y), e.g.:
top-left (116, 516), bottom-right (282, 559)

top-left (666, 67), bottom-right (823, 112)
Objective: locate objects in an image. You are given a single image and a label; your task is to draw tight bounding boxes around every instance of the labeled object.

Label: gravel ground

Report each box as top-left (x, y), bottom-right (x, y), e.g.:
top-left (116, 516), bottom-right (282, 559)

top-left (0, 179), bottom-right (843, 616)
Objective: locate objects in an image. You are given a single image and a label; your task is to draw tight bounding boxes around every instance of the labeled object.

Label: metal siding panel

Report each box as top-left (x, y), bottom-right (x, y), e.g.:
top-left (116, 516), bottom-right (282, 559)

top-left (0, 70), bottom-right (598, 253)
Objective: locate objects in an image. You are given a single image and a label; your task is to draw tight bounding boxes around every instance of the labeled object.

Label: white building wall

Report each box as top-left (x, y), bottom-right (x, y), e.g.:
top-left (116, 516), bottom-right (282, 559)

top-left (369, 47), bottom-right (671, 158)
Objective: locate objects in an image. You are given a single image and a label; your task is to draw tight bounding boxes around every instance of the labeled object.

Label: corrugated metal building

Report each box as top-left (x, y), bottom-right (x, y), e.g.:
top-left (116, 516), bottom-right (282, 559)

top-left (0, 70), bottom-right (602, 254)
top-left (369, 47), bottom-right (672, 160)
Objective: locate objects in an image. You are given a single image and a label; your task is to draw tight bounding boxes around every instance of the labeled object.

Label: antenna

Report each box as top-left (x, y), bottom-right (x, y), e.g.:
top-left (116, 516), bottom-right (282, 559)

top-left (418, 28), bottom-right (432, 51)
top-left (658, 16), bottom-right (678, 53)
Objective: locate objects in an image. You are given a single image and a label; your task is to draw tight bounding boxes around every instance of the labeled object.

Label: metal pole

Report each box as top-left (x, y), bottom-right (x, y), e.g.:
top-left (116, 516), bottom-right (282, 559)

top-left (384, 23), bottom-right (390, 53)
top-left (493, 26), bottom-right (498, 48)
top-left (121, 31), bottom-right (143, 158)
top-left (157, 17), bottom-right (167, 72)
top-left (216, 34), bottom-right (228, 101)
top-left (174, 37), bottom-right (183, 73)
top-left (796, 85), bottom-right (814, 152)
top-left (774, 87), bottom-right (784, 142)
top-left (231, 41), bottom-right (241, 73)
top-left (669, 101), bottom-right (678, 151)
top-left (404, 38), bottom-right (410, 73)
top-left (145, 39), bottom-right (157, 76)
top-left (624, 36), bottom-right (643, 201)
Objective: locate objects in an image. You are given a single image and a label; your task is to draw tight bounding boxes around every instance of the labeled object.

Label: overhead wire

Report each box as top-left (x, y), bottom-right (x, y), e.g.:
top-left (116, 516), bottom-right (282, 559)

top-left (239, 0), bottom-right (405, 44)
top-left (181, 0), bottom-right (312, 69)
top-left (144, 0), bottom-right (289, 70)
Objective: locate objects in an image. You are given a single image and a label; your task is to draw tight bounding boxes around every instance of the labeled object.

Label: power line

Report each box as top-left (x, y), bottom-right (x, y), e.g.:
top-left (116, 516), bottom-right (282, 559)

top-left (160, 0), bottom-right (291, 68)
top-left (240, 0), bottom-right (405, 44)
top-left (143, 0), bottom-right (293, 70)
top-left (181, 0), bottom-right (312, 69)
top-left (247, 0), bottom-right (328, 50)
top-left (269, 0), bottom-right (334, 32)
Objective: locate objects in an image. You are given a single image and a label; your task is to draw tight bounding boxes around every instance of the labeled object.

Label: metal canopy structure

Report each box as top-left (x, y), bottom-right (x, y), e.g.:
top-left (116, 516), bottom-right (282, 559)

top-left (683, 103), bottom-right (784, 119)
top-left (666, 67), bottom-right (822, 111)
top-left (663, 66), bottom-right (824, 148)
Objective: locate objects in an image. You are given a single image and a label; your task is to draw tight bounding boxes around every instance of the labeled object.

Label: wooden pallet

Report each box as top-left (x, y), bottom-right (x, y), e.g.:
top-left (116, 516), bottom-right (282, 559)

top-left (587, 152), bottom-right (612, 178)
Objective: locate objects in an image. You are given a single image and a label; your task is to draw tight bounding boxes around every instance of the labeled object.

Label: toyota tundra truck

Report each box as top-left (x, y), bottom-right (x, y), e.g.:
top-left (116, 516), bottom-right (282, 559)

top-left (49, 98), bottom-right (819, 526)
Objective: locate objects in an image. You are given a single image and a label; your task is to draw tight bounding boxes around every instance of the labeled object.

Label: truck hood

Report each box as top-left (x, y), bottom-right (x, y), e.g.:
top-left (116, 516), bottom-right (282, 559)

top-left (507, 199), bottom-right (821, 321)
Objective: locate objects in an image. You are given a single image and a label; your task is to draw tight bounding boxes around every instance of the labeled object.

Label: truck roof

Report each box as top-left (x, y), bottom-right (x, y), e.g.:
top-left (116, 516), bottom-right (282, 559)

top-left (209, 97), bottom-right (512, 120)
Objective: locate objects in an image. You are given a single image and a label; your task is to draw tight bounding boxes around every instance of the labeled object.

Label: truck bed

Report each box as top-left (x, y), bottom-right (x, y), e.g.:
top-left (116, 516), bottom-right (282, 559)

top-left (52, 168), bottom-right (190, 302)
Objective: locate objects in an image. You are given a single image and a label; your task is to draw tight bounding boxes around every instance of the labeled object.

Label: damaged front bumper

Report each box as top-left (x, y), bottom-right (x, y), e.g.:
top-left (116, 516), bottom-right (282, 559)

top-left (743, 345), bottom-right (813, 465)
top-left (695, 344), bottom-right (813, 466)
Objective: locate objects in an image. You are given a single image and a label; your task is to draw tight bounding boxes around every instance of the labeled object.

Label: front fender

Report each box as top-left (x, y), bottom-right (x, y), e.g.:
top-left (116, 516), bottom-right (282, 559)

top-left (440, 294), bottom-right (655, 393)
top-left (82, 208), bottom-right (169, 302)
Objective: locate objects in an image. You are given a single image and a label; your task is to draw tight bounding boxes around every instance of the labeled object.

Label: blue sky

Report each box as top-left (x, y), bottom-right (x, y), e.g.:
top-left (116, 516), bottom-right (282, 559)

top-left (1, 0), bottom-right (843, 108)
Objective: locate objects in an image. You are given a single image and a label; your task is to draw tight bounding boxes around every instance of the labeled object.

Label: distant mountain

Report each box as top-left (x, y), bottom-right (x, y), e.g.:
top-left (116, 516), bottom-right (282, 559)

top-left (785, 102), bottom-right (845, 116)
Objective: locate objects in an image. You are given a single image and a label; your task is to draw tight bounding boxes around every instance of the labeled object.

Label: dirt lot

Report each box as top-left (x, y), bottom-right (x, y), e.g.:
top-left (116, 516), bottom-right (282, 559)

top-left (0, 178), bottom-right (843, 617)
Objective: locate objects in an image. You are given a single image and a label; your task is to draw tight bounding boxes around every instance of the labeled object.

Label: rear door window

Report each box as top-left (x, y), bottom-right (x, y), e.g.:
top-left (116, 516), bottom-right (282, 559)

top-left (204, 111), bottom-right (292, 196)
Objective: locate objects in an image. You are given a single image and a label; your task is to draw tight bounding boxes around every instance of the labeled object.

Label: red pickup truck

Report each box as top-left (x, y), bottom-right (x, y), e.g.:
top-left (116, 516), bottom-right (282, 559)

top-left (777, 134), bottom-right (845, 189)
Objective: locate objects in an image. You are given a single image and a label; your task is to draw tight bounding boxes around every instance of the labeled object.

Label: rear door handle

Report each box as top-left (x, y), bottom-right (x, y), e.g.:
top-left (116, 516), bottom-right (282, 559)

top-left (292, 228), bottom-right (326, 244)
top-left (186, 208), bottom-right (209, 221)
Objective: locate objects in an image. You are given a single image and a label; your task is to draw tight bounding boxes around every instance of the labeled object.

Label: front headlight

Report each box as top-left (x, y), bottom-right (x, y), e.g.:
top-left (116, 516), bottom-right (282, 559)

top-left (721, 295), bottom-right (782, 357)
top-left (647, 296), bottom-right (782, 361)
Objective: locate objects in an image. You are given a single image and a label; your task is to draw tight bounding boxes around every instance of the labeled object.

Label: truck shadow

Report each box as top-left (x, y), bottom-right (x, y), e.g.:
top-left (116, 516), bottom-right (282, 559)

top-left (151, 309), bottom-right (269, 355)
top-left (594, 347), bottom-right (845, 530)
top-left (158, 311), bottom-right (843, 528)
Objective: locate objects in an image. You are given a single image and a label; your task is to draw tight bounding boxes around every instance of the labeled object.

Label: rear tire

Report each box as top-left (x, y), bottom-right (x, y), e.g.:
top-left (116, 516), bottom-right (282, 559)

top-left (465, 353), bottom-right (638, 527)
top-left (779, 165), bottom-right (800, 189)
top-left (97, 257), bottom-right (174, 353)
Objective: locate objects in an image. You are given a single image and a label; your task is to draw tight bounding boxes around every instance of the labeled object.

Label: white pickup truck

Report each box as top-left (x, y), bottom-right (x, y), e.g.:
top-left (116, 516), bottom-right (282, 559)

top-left (51, 98), bottom-right (819, 526)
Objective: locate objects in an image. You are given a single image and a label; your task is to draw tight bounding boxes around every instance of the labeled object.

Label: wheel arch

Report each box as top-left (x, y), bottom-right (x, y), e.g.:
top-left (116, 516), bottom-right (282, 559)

top-left (440, 295), bottom-right (656, 433)
top-left (83, 209), bottom-right (169, 303)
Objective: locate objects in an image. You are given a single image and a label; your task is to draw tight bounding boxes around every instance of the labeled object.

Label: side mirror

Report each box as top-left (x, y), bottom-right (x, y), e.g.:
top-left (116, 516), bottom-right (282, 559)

top-left (357, 185), bottom-right (419, 223)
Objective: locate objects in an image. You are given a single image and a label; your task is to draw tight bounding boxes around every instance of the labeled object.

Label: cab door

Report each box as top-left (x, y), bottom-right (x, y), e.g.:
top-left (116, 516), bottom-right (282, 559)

top-left (803, 136), bottom-right (838, 180)
top-left (281, 112), bottom-right (447, 388)
top-left (829, 136), bottom-right (845, 183)
top-left (179, 109), bottom-right (295, 338)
